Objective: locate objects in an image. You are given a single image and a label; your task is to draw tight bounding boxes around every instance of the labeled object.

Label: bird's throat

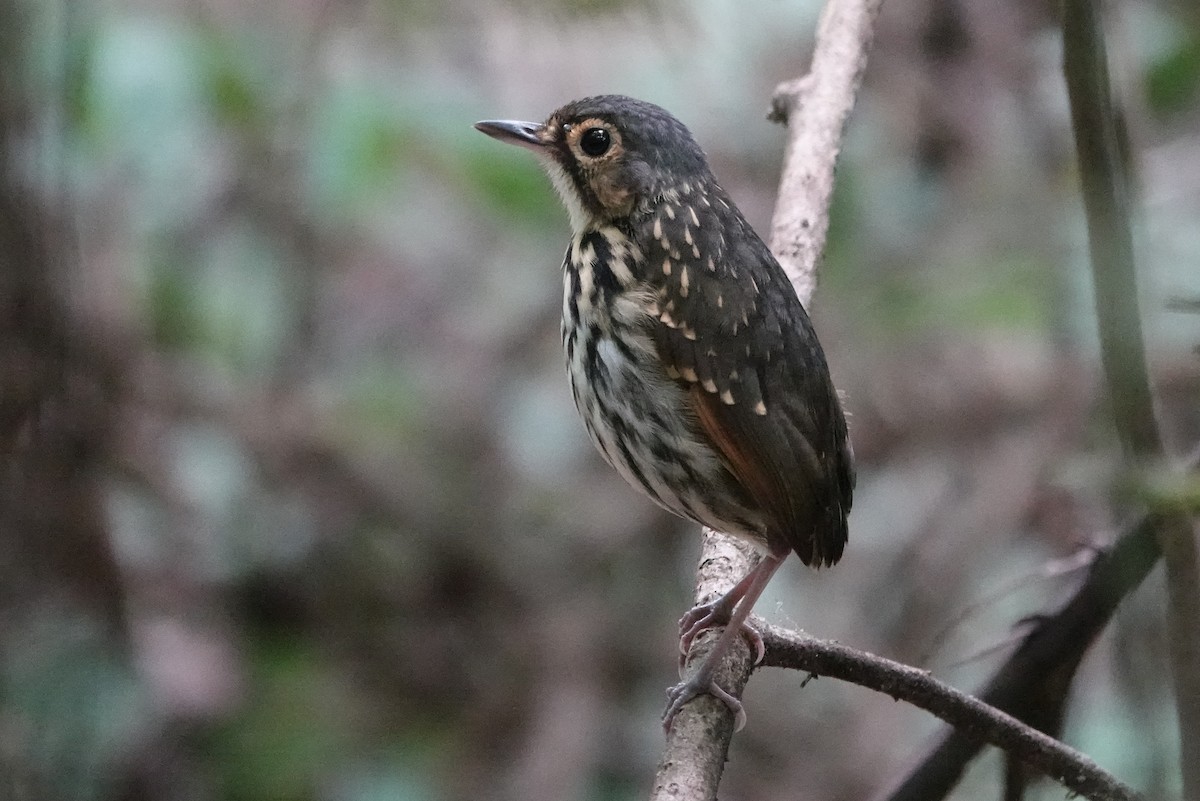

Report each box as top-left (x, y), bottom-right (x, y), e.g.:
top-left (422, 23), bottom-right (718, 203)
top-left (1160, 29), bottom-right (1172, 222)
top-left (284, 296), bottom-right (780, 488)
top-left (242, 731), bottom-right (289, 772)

top-left (541, 159), bottom-right (591, 236)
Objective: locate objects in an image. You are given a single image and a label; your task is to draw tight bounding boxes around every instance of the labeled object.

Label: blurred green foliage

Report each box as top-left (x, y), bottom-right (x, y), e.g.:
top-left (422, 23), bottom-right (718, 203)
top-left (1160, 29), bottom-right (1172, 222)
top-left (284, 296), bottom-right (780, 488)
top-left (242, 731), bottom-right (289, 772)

top-left (210, 640), bottom-right (363, 801)
top-left (6, 621), bottom-right (149, 801)
top-left (1145, 28), bottom-right (1200, 114)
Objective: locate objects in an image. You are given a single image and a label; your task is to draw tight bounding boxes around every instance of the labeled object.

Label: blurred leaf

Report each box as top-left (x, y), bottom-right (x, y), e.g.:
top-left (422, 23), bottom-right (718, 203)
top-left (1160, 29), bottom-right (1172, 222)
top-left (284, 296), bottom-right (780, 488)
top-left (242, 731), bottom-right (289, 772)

top-left (327, 361), bottom-right (426, 453)
top-left (147, 253), bottom-right (206, 350)
top-left (201, 40), bottom-right (265, 130)
top-left (84, 20), bottom-right (206, 157)
top-left (943, 254), bottom-right (1054, 330)
top-left (822, 157), bottom-right (860, 271)
top-left (7, 623), bottom-right (148, 801)
top-left (62, 24), bottom-right (97, 135)
top-left (1136, 466), bottom-right (1200, 513)
top-left (585, 773), bottom-right (642, 801)
top-left (330, 760), bottom-right (434, 801)
top-left (211, 639), bottom-right (355, 801)
top-left (146, 225), bottom-right (293, 372)
top-left (458, 136), bottom-right (560, 228)
top-left (307, 87), bottom-right (414, 213)
top-left (1145, 33), bottom-right (1200, 115)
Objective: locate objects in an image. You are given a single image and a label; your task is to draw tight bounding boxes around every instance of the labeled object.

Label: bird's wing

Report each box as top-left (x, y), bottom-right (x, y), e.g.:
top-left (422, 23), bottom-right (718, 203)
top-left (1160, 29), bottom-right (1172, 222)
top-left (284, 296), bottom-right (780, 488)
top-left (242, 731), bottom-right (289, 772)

top-left (637, 191), bottom-right (852, 566)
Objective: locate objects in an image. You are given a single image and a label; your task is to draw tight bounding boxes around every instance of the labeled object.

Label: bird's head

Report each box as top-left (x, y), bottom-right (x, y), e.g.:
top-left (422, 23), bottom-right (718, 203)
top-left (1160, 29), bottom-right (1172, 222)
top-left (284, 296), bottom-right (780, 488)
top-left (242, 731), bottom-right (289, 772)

top-left (475, 95), bottom-right (710, 234)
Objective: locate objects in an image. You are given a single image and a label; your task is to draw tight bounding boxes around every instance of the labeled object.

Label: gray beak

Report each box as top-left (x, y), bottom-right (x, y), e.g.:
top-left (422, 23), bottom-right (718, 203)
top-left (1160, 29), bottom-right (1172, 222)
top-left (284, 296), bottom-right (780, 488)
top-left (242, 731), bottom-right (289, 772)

top-left (474, 119), bottom-right (546, 152)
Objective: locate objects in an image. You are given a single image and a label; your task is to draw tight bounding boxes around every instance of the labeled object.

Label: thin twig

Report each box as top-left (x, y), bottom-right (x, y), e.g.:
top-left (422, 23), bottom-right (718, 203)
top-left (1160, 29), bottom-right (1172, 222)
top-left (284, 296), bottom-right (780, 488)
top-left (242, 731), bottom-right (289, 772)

top-left (758, 624), bottom-right (1144, 801)
top-left (647, 0), bottom-right (881, 798)
top-left (918, 546), bottom-right (1096, 668)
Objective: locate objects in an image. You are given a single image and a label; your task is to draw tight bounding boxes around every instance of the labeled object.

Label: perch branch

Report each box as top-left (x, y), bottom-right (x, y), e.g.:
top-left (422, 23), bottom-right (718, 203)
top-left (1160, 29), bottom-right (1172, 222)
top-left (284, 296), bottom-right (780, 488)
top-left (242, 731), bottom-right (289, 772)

top-left (649, 0), bottom-right (881, 798)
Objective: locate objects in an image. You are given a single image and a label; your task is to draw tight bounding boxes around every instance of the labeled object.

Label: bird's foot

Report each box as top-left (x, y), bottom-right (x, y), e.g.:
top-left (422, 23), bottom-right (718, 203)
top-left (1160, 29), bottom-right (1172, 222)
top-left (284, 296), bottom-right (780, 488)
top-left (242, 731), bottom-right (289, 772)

top-left (678, 601), bottom-right (765, 669)
top-left (663, 674), bottom-right (746, 734)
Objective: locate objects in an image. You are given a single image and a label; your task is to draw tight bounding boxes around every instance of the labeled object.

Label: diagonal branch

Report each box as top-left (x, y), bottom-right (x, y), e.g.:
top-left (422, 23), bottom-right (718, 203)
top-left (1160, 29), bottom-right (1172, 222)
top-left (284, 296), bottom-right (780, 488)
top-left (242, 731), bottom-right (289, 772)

top-left (648, 0), bottom-right (882, 798)
top-left (758, 623), bottom-right (1143, 801)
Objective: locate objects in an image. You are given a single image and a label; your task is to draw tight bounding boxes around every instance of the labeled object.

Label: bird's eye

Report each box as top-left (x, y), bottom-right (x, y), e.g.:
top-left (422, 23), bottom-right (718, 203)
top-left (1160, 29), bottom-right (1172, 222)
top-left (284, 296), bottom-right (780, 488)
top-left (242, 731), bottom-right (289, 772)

top-left (579, 127), bottom-right (611, 157)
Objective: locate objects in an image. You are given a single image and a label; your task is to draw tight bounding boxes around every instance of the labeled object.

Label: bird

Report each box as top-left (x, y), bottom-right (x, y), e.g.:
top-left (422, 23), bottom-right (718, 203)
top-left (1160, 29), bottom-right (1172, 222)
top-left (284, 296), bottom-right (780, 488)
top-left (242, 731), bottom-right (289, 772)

top-left (475, 95), bottom-right (853, 732)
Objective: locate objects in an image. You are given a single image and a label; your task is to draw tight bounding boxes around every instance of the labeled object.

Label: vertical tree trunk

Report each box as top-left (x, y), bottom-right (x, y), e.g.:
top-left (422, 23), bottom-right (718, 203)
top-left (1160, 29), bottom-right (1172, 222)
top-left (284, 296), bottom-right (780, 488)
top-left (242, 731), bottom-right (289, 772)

top-left (0, 2), bottom-right (131, 797)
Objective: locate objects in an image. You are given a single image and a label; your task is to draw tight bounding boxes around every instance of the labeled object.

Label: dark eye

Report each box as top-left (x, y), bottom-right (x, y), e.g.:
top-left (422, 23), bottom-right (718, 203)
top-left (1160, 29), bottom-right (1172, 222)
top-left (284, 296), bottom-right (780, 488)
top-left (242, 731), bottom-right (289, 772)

top-left (579, 127), bottom-right (611, 157)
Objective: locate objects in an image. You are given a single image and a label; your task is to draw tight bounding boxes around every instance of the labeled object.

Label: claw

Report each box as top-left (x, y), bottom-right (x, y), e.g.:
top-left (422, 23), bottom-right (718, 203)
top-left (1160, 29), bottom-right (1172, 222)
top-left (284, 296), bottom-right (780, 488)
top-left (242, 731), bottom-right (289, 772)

top-left (746, 625), bottom-right (765, 666)
top-left (663, 675), bottom-right (747, 733)
top-left (678, 604), bottom-right (765, 666)
top-left (678, 602), bottom-right (729, 654)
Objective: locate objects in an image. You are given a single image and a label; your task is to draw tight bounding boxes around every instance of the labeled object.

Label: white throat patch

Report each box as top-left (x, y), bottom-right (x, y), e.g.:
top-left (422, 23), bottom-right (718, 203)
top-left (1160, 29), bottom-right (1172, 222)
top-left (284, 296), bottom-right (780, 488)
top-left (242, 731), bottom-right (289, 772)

top-left (540, 157), bottom-right (590, 235)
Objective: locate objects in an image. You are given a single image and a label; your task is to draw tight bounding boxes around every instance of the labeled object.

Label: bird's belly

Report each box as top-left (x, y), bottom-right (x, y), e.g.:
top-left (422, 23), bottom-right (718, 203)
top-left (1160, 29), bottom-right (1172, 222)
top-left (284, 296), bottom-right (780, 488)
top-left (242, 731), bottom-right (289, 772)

top-left (563, 317), bottom-right (764, 544)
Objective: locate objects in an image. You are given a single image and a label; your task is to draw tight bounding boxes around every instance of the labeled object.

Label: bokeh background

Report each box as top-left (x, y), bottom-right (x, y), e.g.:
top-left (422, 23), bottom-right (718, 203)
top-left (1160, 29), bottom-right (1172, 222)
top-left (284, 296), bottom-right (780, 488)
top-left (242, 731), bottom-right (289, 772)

top-left (1, 0), bottom-right (1198, 799)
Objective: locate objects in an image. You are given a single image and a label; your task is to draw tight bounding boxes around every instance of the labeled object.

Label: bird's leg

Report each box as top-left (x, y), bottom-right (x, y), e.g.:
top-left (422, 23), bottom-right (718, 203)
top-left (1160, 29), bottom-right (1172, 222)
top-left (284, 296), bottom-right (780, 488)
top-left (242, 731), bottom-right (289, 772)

top-left (664, 549), bottom-right (786, 732)
top-left (677, 563), bottom-right (766, 667)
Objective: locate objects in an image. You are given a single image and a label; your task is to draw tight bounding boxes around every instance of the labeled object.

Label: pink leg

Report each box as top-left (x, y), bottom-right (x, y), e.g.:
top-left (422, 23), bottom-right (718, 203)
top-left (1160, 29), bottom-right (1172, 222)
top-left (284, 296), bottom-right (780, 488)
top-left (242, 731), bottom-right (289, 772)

top-left (677, 566), bottom-right (766, 665)
top-left (664, 550), bottom-right (786, 733)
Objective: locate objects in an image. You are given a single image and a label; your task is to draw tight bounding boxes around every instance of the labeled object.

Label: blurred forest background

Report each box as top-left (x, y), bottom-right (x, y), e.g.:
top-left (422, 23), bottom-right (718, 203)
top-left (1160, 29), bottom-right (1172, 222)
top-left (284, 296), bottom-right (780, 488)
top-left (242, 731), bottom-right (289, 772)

top-left (1, 0), bottom-right (1198, 799)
